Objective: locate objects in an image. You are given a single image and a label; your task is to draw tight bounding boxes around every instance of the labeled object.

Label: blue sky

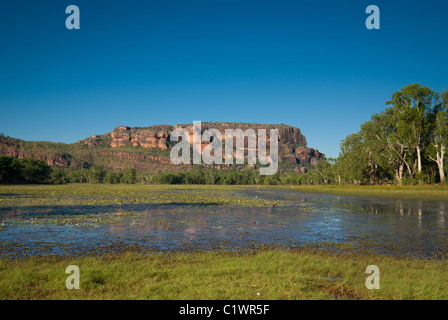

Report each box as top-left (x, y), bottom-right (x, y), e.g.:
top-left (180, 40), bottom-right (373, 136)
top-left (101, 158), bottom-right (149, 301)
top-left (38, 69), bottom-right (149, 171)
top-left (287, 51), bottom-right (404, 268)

top-left (1, 0), bottom-right (447, 158)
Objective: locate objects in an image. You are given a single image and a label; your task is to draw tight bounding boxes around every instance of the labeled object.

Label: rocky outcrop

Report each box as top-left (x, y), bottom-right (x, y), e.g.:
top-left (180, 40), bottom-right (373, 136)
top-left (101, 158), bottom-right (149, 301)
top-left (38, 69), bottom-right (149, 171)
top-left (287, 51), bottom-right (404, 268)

top-left (110, 126), bottom-right (131, 148)
top-left (172, 122), bottom-right (322, 166)
top-left (109, 125), bottom-right (171, 149)
top-left (279, 154), bottom-right (298, 164)
top-left (98, 151), bottom-right (172, 164)
top-left (294, 146), bottom-right (324, 166)
top-left (76, 133), bottom-right (111, 148)
top-left (0, 122), bottom-right (325, 172)
top-left (77, 122), bottom-right (325, 167)
top-left (1, 149), bottom-right (71, 167)
top-left (174, 122), bottom-right (307, 145)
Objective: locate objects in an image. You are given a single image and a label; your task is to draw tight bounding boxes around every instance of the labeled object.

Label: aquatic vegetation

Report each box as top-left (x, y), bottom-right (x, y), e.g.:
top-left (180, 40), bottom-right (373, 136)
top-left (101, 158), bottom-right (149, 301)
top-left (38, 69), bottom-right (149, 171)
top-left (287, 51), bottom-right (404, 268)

top-left (1, 184), bottom-right (447, 262)
top-left (0, 184), bottom-right (280, 207)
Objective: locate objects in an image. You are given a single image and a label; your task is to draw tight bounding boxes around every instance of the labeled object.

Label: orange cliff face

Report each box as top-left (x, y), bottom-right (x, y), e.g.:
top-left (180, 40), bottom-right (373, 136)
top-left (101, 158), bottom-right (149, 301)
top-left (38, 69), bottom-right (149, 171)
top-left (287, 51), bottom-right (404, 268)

top-left (0, 122), bottom-right (324, 173)
top-left (76, 122), bottom-right (325, 166)
top-left (105, 123), bottom-right (308, 152)
top-left (109, 125), bottom-right (171, 149)
top-left (51, 122), bottom-right (325, 169)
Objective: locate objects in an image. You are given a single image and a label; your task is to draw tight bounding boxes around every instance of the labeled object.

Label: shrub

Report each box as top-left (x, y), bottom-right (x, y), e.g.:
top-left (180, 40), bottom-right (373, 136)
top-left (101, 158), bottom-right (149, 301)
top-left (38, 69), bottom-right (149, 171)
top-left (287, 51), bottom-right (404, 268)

top-left (122, 168), bottom-right (137, 184)
top-left (104, 172), bottom-right (120, 184)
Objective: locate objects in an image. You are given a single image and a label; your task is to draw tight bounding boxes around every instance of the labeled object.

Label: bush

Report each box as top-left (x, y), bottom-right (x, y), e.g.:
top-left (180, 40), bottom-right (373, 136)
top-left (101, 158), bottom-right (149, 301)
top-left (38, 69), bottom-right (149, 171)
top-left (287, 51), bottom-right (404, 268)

top-left (0, 156), bottom-right (22, 183)
top-left (122, 168), bottom-right (137, 184)
top-left (414, 171), bottom-right (429, 185)
top-left (87, 166), bottom-right (106, 183)
top-left (20, 158), bottom-right (52, 183)
top-left (50, 168), bottom-right (68, 184)
top-left (104, 172), bottom-right (120, 184)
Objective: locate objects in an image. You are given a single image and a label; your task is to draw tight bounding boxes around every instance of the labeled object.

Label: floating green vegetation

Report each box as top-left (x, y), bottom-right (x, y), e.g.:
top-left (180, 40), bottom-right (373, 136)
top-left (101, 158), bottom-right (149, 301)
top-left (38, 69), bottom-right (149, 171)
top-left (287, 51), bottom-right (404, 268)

top-left (0, 184), bottom-right (281, 208)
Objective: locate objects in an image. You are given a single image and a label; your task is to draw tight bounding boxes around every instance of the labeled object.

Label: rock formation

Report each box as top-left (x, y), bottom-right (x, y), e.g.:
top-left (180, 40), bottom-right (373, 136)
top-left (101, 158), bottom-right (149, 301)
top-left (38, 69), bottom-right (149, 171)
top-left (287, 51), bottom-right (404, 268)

top-left (77, 122), bottom-right (324, 166)
top-left (0, 122), bottom-right (325, 173)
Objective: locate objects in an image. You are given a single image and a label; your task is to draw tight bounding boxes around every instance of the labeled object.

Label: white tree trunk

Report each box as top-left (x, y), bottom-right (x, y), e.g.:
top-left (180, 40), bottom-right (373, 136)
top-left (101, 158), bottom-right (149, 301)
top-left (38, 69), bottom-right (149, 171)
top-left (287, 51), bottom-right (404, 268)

top-left (416, 146), bottom-right (422, 172)
top-left (395, 163), bottom-right (403, 186)
top-left (430, 143), bottom-right (445, 184)
top-left (439, 164), bottom-right (445, 184)
top-left (438, 145), bottom-right (445, 184)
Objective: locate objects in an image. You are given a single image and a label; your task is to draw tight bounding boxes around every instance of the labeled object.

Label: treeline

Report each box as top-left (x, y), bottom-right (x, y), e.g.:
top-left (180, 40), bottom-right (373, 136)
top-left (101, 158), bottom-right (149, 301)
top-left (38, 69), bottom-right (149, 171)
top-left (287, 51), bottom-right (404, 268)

top-left (331, 84), bottom-right (448, 185)
top-left (0, 156), bottom-right (52, 183)
top-left (144, 170), bottom-right (286, 185)
top-left (0, 154), bottom-right (318, 185)
top-left (0, 156), bottom-right (139, 184)
top-left (52, 167), bottom-right (138, 184)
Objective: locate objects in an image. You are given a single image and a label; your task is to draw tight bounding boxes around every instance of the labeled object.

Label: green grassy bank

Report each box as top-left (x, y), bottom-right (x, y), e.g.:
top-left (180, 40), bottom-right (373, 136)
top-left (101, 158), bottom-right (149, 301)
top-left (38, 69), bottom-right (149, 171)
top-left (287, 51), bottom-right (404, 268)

top-left (1, 249), bottom-right (447, 300)
top-left (277, 184), bottom-right (448, 201)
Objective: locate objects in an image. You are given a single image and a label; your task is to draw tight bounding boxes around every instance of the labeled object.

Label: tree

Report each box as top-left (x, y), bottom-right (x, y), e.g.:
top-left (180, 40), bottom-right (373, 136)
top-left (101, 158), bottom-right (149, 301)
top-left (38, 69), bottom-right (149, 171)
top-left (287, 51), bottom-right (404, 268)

top-left (0, 156), bottom-right (22, 183)
top-left (386, 84), bottom-right (436, 174)
top-left (20, 158), bottom-right (52, 183)
top-left (204, 170), bottom-right (216, 185)
top-left (87, 166), bottom-right (106, 183)
top-left (122, 168), bottom-right (137, 184)
top-left (338, 129), bottom-right (388, 185)
top-left (104, 171), bottom-right (120, 184)
top-left (67, 169), bottom-right (86, 183)
top-left (50, 168), bottom-right (68, 184)
top-left (338, 133), bottom-right (368, 184)
top-left (428, 90), bottom-right (448, 183)
top-left (314, 160), bottom-right (333, 184)
top-left (370, 110), bottom-right (413, 185)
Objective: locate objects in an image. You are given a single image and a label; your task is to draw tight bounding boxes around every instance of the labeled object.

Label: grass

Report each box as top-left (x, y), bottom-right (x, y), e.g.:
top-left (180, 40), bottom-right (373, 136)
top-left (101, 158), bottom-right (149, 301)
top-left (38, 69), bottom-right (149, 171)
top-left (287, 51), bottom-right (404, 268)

top-left (276, 184), bottom-right (448, 201)
top-left (0, 248), bottom-right (447, 300)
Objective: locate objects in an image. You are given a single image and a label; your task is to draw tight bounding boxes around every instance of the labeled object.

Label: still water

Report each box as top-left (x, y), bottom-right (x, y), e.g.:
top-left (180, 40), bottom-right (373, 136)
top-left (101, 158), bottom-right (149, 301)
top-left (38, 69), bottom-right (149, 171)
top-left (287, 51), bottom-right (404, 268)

top-left (1, 189), bottom-right (447, 258)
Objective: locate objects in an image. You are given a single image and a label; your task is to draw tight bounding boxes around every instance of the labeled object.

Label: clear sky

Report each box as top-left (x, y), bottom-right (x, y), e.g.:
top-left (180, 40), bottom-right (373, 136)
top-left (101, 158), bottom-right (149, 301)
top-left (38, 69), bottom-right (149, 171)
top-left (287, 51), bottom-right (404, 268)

top-left (1, 0), bottom-right (447, 158)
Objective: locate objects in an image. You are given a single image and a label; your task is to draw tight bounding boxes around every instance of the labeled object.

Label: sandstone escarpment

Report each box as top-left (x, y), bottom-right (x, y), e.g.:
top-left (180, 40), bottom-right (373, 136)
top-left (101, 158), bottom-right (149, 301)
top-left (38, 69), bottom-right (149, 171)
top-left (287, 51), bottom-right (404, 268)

top-left (81, 122), bottom-right (325, 167)
top-left (0, 122), bottom-right (325, 173)
top-left (109, 125), bottom-right (171, 149)
top-left (174, 122), bottom-right (307, 146)
top-left (172, 122), bottom-right (321, 166)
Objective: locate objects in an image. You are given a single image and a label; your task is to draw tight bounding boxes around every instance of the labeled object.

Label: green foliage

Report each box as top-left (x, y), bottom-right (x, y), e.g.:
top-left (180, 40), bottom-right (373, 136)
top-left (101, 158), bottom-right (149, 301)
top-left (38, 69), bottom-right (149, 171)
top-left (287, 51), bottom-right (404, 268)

top-left (0, 156), bottom-right (23, 183)
top-left (122, 168), bottom-right (137, 184)
top-left (49, 168), bottom-right (69, 184)
top-left (86, 166), bottom-right (106, 183)
top-left (336, 84), bottom-right (448, 185)
top-left (104, 172), bottom-right (120, 184)
top-left (0, 156), bottom-right (51, 184)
